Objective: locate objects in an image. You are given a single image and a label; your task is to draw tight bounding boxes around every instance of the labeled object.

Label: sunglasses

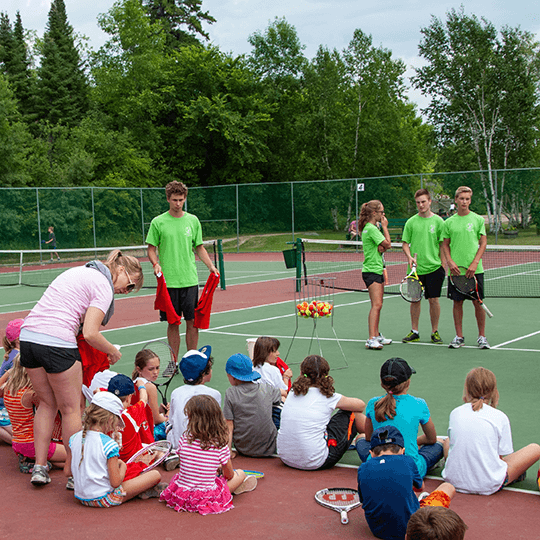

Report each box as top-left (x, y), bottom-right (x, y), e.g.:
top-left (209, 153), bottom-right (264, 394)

top-left (123, 268), bottom-right (136, 293)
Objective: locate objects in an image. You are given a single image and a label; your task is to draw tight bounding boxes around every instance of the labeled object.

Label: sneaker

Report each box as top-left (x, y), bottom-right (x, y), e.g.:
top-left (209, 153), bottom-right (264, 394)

top-left (18, 454), bottom-right (35, 474)
top-left (402, 331), bottom-right (420, 343)
top-left (163, 451), bottom-right (179, 471)
top-left (417, 491), bottom-right (430, 502)
top-left (233, 475), bottom-right (258, 495)
top-left (376, 334), bottom-right (392, 346)
top-left (431, 331), bottom-right (443, 344)
top-left (31, 464), bottom-right (51, 485)
top-left (138, 481), bottom-right (168, 499)
top-left (477, 336), bottom-right (491, 349)
top-left (66, 476), bottom-right (74, 490)
top-left (365, 337), bottom-right (383, 350)
top-left (448, 336), bottom-right (464, 349)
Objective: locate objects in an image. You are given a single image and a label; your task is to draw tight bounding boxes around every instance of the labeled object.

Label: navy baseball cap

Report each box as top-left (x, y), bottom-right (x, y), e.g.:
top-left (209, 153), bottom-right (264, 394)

top-left (380, 357), bottom-right (416, 387)
top-left (107, 374), bottom-right (135, 397)
top-left (180, 346), bottom-right (212, 382)
top-left (370, 426), bottom-right (405, 450)
top-left (225, 353), bottom-right (261, 382)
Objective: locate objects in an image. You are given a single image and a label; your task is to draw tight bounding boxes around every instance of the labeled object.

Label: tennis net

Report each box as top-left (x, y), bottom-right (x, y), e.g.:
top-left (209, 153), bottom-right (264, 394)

top-left (298, 238), bottom-right (540, 298)
top-left (0, 240), bottom-right (225, 289)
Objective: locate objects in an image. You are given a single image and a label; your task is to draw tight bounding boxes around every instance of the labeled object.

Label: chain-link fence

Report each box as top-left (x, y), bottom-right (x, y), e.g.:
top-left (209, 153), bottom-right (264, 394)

top-left (2, 168), bottom-right (538, 250)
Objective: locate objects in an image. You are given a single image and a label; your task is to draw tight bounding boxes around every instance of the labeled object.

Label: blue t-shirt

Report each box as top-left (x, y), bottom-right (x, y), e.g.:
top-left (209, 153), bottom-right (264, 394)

top-left (358, 454), bottom-right (422, 540)
top-left (365, 394), bottom-right (431, 477)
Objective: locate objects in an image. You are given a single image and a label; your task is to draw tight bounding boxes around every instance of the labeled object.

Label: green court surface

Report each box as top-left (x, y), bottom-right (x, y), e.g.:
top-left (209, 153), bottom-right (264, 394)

top-left (2, 259), bottom-right (540, 492)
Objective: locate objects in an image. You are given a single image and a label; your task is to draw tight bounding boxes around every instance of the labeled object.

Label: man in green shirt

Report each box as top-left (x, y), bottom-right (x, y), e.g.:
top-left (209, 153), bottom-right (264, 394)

top-left (147, 181), bottom-right (218, 358)
top-left (441, 186), bottom-right (489, 349)
top-left (401, 189), bottom-right (446, 344)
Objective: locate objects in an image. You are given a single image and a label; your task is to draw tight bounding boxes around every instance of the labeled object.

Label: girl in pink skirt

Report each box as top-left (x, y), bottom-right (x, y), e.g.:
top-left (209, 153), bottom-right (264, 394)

top-left (160, 394), bottom-right (257, 514)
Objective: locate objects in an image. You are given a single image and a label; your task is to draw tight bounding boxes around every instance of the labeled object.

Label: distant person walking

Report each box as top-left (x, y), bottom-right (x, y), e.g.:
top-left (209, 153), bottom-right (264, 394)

top-left (147, 181), bottom-right (218, 358)
top-left (45, 226), bottom-right (60, 261)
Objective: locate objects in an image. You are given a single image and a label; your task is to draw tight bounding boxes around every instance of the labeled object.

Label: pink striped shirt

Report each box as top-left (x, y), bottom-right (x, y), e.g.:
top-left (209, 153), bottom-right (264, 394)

top-left (175, 434), bottom-right (230, 490)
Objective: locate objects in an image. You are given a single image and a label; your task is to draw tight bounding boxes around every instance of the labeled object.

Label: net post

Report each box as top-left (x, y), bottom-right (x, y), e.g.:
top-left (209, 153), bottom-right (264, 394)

top-left (295, 238), bottom-right (302, 293)
top-left (217, 239), bottom-right (226, 290)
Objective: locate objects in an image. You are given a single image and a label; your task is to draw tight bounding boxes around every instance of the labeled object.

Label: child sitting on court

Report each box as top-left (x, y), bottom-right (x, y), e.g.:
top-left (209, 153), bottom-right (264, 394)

top-left (358, 426), bottom-right (456, 540)
top-left (406, 507), bottom-right (468, 540)
top-left (223, 353), bottom-right (281, 457)
top-left (167, 346), bottom-right (221, 453)
top-left (252, 337), bottom-right (292, 397)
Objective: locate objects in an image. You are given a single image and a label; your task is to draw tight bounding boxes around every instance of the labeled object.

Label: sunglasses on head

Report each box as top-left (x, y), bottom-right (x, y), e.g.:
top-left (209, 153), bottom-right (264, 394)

top-left (123, 268), bottom-right (136, 293)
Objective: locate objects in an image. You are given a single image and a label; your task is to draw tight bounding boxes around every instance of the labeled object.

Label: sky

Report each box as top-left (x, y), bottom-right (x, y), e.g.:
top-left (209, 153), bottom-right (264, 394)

top-left (5, 0), bottom-right (540, 112)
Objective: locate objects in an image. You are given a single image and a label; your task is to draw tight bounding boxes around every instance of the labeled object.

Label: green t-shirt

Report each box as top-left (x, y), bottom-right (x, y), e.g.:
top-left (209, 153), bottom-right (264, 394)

top-left (442, 212), bottom-right (486, 273)
top-left (362, 222), bottom-right (385, 274)
top-left (402, 214), bottom-right (445, 275)
top-left (146, 211), bottom-right (203, 288)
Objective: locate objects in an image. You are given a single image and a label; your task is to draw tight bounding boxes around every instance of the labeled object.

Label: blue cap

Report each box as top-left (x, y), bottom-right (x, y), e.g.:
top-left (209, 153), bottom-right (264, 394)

top-left (107, 374), bottom-right (135, 397)
top-left (225, 353), bottom-right (261, 382)
top-left (370, 426), bottom-right (405, 450)
top-left (180, 346), bottom-right (212, 382)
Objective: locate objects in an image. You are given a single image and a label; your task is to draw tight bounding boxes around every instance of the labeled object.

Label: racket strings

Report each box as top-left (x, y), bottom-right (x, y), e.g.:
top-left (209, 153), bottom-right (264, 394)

top-left (401, 278), bottom-right (423, 301)
top-left (451, 275), bottom-right (476, 294)
top-left (316, 489), bottom-right (360, 507)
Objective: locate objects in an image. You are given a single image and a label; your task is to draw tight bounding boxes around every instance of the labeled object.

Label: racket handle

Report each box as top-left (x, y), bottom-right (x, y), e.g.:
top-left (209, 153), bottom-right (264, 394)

top-left (340, 510), bottom-right (349, 524)
top-left (481, 303), bottom-right (494, 318)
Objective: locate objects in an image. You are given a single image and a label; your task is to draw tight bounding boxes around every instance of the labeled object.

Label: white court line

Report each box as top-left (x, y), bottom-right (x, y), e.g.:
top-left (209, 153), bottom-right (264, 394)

top-left (492, 330), bottom-right (540, 349)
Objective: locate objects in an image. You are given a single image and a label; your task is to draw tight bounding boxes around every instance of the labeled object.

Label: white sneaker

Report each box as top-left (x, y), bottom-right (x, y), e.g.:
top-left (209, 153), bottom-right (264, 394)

top-left (365, 337), bottom-right (383, 350)
top-left (377, 334), bottom-right (392, 346)
top-left (477, 336), bottom-right (491, 349)
top-left (233, 475), bottom-right (258, 495)
top-left (448, 336), bottom-right (464, 349)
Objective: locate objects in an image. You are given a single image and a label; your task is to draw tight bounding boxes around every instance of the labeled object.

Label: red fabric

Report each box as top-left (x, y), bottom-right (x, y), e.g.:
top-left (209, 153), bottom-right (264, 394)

top-left (276, 357), bottom-right (292, 391)
top-left (77, 334), bottom-right (110, 388)
top-left (154, 273), bottom-right (182, 326)
top-left (119, 400), bottom-right (147, 462)
top-left (194, 273), bottom-right (220, 330)
top-left (130, 388), bottom-right (155, 445)
top-left (124, 462), bottom-right (147, 481)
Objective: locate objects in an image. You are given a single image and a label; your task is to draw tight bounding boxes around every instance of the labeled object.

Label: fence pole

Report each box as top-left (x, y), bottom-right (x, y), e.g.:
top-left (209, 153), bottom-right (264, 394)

top-left (140, 188), bottom-right (145, 244)
top-left (291, 182), bottom-right (295, 243)
top-left (218, 239), bottom-right (226, 290)
top-left (494, 170), bottom-right (498, 245)
top-left (295, 237), bottom-right (302, 293)
top-left (36, 188), bottom-right (42, 265)
top-left (236, 184), bottom-right (240, 253)
top-left (91, 187), bottom-right (97, 252)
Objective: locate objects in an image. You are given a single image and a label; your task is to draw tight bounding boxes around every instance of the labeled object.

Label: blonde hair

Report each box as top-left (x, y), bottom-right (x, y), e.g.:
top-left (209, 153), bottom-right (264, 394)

top-left (358, 200), bottom-right (382, 233)
top-left (454, 186), bottom-right (473, 199)
top-left (3, 336), bottom-right (17, 362)
top-left (79, 402), bottom-right (120, 466)
top-left (5, 354), bottom-right (32, 396)
top-left (104, 249), bottom-right (143, 292)
top-left (463, 367), bottom-right (499, 411)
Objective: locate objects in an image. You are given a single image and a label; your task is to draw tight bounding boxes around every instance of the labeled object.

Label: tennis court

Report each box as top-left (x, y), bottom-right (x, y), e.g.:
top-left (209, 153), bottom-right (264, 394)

top-left (1, 247), bottom-right (540, 538)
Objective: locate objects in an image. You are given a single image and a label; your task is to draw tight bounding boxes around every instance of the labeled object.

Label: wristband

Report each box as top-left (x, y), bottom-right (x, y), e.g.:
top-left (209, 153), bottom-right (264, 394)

top-left (152, 262), bottom-right (159, 267)
top-left (138, 385), bottom-right (146, 390)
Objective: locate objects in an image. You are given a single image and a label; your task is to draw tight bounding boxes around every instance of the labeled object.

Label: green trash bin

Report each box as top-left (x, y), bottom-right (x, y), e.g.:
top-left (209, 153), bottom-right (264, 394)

top-left (282, 248), bottom-right (297, 269)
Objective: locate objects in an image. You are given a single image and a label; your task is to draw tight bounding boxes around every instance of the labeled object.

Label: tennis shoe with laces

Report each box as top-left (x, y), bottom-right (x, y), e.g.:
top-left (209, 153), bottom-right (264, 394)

top-left (431, 331), bottom-right (443, 344)
top-left (376, 334), bottom-right (392, 346)
top-left (477, 336), bottom-right (491, 349)
top-left (30, 464), bottom-right (51, 485)
top-left (448, 336), bottom-right (464, 349)
top-left (402, 331), bottom-right (420, 343)
top-left (365, 337), bottom-right (383, 350)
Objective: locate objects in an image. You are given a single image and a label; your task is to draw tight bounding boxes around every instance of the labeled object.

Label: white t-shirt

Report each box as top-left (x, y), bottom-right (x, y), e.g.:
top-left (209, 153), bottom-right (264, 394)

top-left (442, 402), bottom-right (513, 495)
top-left (69, 430), bottom-right (120, 501)
top-left (254, 363), bottom-right (287, 391)
top-left (277, 387), bottom-right (342, 470)
top-left (22, 267), bottom-right (113, 344)
top-left (167, 385), bottom-right (222, 450)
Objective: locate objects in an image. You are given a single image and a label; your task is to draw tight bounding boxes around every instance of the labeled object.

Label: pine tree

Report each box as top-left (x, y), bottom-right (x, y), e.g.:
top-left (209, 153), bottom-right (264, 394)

top-left (0, 12), bottom-right (14, 74)
top-left (35, 0), bottom-right (89, 126)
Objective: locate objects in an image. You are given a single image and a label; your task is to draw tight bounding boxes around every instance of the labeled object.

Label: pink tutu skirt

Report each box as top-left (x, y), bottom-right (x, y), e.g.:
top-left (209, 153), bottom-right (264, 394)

top-left (159, 475), bottom-right (233, 515)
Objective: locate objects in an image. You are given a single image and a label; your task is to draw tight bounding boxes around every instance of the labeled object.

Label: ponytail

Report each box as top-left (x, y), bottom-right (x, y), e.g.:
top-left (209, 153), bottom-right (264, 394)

top-left (463, 367), bottom-right (499, 411)
top-left (374, 380), bottom-right (409, 423)
top-left (358, 200), bottom-right (382, 233)
top-left (291, 355), bottom-right (334, 398)
top-left (104, 250), bottom-right (144, 292)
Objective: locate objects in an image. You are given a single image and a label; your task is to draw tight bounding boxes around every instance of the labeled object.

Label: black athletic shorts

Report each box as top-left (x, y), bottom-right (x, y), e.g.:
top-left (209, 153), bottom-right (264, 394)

top-left (447, 273), bottom-right (485, 301)
top-left (418, 266), bottom-right (445, 299)
top-left (362, 272), bottom-right (384, 288)
top-left (20, 341), bottom-right (81, 374)
top-left (318, 409), bottom-right (358, 470)
top-left (160, 285), bottom-right (199, 322)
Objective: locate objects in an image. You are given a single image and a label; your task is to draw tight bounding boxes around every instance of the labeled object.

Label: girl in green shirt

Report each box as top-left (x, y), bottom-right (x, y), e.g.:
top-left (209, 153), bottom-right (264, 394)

top-left (359, 200), bottom-right (392, 350)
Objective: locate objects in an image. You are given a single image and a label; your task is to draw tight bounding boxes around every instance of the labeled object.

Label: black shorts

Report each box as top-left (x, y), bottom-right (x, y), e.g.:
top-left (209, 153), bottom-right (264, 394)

top-left (447, 273), bottom-right (485, 301)
top-left (362, 272), bottom-right (384, 288)
top-left (418, 266), bottom-right (445, 299)
top-left (318, 410), bottom-right (358, 470)
top-left (160, 285), bottom-right (199, 322)
top-left (20, 341), bottom-right (81, 374)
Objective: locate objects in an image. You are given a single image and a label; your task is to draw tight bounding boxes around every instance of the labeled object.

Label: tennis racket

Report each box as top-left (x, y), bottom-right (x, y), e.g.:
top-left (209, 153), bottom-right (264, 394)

top-left (126, 440), bottom-right (172, 473)
top-left (143, 340), bottom-right (178, 405)
top-left (315, 487), bottom-right (361, 524)
top-left (400, 262), bottom-right (423, 303)
top-left (449, 266), bottom-right (493, 318)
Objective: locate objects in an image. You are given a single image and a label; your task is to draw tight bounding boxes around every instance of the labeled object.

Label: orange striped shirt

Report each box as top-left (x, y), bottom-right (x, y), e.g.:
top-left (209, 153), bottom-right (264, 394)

top-left (4, 387), bottom-right (37, 444)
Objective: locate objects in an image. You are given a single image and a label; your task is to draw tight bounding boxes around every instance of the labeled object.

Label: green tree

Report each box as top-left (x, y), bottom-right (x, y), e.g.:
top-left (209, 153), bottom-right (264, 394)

top-left (0, 12), bottom-right (14, 73)
top-left (413, 8), bottom-right (540, 229)
top-left (35, 0), bottom-right (89, 127)
top-left (143, 0), bottom-right (216, 50)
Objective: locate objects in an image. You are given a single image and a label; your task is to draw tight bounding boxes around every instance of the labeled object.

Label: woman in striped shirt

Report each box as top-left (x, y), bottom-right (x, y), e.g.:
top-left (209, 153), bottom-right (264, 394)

top-left (160, 394), bottom-right (257, 514)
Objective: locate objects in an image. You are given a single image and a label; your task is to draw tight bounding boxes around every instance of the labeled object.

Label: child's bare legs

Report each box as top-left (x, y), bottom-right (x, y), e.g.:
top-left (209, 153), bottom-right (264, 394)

top-left (354, 413), bottom-right (366, 435)
top-left (0, 424), bottom-right (12, 444)
top-left (50, 442), bottom-right (68, 469)
top-left (367, 283), bottom-right (384, 338)
top-left (442, 437), bottom-right (450, 459)
top-left (503, 443), bottom-right (540, 483)
top-left (227, 469), bottom-right (247, 493)
top-left (433, 482), bottom-right (456, 500)
top-left (122, 470), bottom-right (162, 501)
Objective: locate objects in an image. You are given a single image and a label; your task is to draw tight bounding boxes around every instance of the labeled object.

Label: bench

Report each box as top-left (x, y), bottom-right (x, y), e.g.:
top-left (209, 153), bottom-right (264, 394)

top-left (387, 218), bottom-right (408, 242)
